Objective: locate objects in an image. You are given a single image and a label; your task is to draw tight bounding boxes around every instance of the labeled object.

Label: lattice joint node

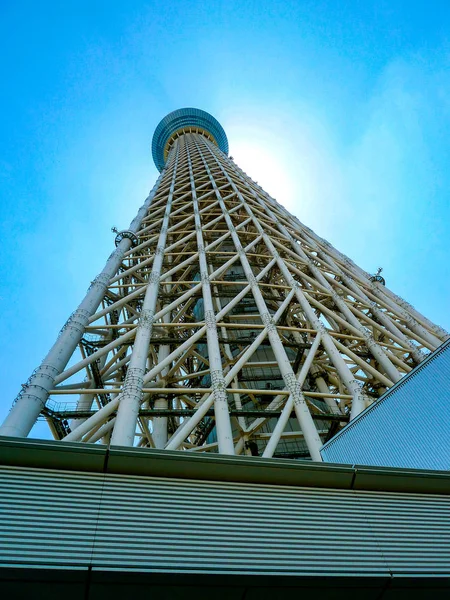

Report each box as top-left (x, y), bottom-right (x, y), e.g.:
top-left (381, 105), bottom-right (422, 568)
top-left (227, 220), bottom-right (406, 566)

top-left (316, 321), bottom-right (327, 334)
top-left (248, 275), bottom-right (257, 288)
top-left (123, 367), bottom-right (145, 397)
top-left (149, 272), bottom-right (160, 285)
top-left (204, 310), bottom-right (216, 330)
top-left (348, 379), bottom-right (364, 393)
top-left (262, 312), bottom-right (276, 333)
top-left (210, 370), bottom-right (228, 403)
top-left (140, 309), bottom-right (155, 329)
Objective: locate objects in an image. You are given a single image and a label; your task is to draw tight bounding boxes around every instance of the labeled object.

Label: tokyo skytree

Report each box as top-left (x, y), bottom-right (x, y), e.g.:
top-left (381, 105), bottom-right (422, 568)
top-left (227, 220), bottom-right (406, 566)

top-left (1, 107), bottom-right (447, 461)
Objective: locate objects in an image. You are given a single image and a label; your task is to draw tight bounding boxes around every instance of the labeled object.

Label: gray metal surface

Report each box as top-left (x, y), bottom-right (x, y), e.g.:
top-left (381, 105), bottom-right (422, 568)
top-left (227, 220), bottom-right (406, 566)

top-left (321, 339), bottom-right (450, 470)
top-left (1, 464), bottom-right (449, 576)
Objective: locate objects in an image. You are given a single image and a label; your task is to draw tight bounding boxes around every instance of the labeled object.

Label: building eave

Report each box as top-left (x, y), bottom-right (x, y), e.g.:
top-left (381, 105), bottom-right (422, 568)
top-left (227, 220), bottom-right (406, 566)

top-left (1, 436), bottom-right (448, 495)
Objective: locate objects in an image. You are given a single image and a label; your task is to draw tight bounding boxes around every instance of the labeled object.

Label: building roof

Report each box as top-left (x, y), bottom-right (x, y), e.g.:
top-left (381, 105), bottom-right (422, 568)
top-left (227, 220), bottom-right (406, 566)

top-left (321, 338), bottom-right (450, 470)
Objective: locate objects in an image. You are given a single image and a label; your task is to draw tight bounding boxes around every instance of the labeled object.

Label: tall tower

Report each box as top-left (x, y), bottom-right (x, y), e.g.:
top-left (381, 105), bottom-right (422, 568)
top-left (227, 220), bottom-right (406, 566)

top-left (1, 107), bottom-right (447, 461)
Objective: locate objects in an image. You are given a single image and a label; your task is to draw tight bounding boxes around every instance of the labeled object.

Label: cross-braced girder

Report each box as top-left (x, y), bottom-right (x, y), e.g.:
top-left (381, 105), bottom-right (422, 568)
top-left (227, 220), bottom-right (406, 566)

top-left (2, 115), bottom-right (448, 461)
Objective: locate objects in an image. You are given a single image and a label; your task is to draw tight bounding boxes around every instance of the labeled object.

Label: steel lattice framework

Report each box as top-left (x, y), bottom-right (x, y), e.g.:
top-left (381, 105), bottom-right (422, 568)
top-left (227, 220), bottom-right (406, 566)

top-left (1, 108), bottom-right (448, 460)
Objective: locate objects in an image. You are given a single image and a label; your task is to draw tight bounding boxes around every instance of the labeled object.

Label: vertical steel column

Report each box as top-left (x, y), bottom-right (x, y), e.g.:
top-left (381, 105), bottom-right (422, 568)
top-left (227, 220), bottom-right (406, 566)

top-left (164, 257), bottom-right (280, 451)
top-left (185, 134), bottom-right (234, 454)
top-left (110, 144), bottom-right (180, 447)
top-left (209, 263), bottom-right (248, 435)
top-left (152, 301), bottom-right (171, 449)
top-left (262, 332), bottom-right (322, 458)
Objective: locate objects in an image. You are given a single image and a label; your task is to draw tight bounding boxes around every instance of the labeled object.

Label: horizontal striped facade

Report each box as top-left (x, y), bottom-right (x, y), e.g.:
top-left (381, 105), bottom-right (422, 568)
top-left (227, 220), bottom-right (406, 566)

top-left (1, 463), bottom-right (450, 577)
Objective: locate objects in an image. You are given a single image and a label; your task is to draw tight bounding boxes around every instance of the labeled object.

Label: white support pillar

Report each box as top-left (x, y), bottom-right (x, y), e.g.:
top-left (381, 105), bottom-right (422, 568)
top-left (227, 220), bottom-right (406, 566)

top-left (165, 286), bottom-right (294, 452)
top-left (185, 135), bottom-right (234, 455)
top-left (262, 332), bottom-right (323, 459)
top-left (151, 309), bottom-right (171, 450)
top-left (110, 144), bottom-right (180, 447)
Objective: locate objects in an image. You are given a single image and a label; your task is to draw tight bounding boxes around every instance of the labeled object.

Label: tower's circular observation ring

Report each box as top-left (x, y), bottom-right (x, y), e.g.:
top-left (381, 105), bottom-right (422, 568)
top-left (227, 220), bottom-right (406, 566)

top-left (152, 107), bottom-right (229, 171)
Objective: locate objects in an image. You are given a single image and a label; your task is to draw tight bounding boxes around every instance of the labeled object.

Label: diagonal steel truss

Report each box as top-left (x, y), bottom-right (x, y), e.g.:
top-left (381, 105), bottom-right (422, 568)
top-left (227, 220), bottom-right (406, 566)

top-left (1, 122), bottom-right (448, 460)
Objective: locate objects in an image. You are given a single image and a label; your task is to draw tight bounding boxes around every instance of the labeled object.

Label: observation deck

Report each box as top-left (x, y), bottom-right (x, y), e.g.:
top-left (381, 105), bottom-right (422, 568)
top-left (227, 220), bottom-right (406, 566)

top-left (151, 107), bottom-right (229, 171)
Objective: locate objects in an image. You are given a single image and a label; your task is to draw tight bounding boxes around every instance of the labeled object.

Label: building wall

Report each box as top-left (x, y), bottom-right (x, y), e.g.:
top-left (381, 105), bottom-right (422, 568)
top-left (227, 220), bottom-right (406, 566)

top-left (321, 339), bottom-right (450, 470)
top-left (1, 463), bottom-right (449, 577)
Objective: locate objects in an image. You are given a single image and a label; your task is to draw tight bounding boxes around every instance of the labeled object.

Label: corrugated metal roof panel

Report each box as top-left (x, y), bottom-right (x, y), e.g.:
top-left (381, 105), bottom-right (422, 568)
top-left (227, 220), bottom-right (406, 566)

top-left (321, 339), bottom-right (450, 469)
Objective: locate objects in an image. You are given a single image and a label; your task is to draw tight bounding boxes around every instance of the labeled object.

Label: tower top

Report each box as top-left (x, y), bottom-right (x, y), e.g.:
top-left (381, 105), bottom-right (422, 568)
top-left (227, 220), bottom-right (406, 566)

top-left (152, 107), bottom-right (229, 171)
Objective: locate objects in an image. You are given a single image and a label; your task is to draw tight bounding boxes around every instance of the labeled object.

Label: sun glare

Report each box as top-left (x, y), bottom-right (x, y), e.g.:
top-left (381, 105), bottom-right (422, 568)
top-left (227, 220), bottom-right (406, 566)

top-left (224, 112), bottom-right (343, 236)
top-left (227, 134), bottom-right (296, 210)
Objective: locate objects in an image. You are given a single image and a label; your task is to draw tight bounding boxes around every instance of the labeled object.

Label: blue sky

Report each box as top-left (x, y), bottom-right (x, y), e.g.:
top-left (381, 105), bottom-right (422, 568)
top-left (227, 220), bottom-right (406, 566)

top-left (1, 0), bottom-right (450, 427)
